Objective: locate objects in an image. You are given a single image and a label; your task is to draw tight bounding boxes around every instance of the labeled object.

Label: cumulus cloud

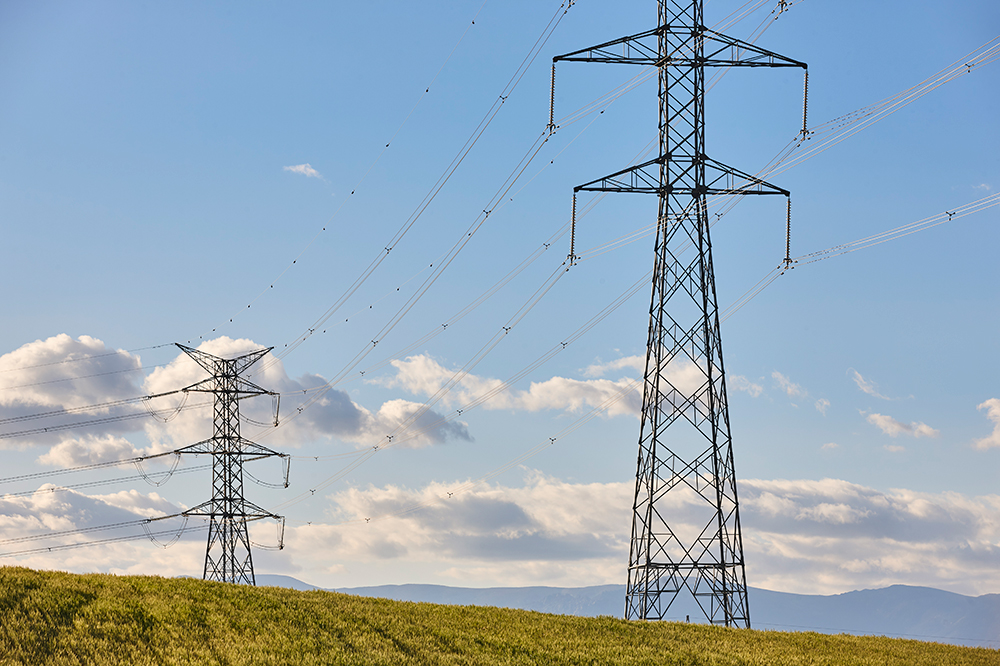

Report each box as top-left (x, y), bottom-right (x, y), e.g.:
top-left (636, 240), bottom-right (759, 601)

top-left (865, 412), bottom-right (939, 438)
top-left (5, 473), bottom-right (1000, 596)
top-left (771, 371), bottom-right (806, 398)
top-left (0, 335), bottom-right (148, 450)
top-left (142, 338), bottom-right (468, 450)
top-left (0, 484), bottom-right (204, 577)
top-left (821, 442), bottom-right (839, 450)
top-left (264, 474), bottom-right (1000, 596)
top-left (740, 478), bottom-right (1000, 595)
top-left (730, 375), bottom-right (763, 398)
top-left (283, 163), bottom-right (322, 178)
top-left (1, 334), bottom-right (469, 464)
top-left (287, 472), bottom-right (633, 587)
top-left (814, 398), bottom-right (830, 415)
top-left (380, 354), bottom-right (649, 419)
top-left (973, 398), bottom-right (1000, 450)
top-left (37, 435), bottom-right (146, 468)
top-left (0, 334), bottom-right (143, 410)
top-left (849, 369), bottom-right (891, 400)
top-left (582, 355), bottom-right (644, 378)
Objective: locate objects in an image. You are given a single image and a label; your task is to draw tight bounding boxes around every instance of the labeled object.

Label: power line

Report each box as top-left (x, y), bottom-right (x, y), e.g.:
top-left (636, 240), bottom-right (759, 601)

top-left (267, 3), bottom-right (575, 368)
top-left (0, 343), bottom-right (173, 375)
top-left (197, 1), bottom-right (494, 342)
top-left (0, 464), bottom-right (209, 499)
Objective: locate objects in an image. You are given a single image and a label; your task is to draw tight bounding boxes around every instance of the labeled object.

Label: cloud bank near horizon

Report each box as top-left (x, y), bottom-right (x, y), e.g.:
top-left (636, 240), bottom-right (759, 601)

top-left (4, 473), bottom-right (998, 597)
top-left (288, 474), bottom-right (1000, 596)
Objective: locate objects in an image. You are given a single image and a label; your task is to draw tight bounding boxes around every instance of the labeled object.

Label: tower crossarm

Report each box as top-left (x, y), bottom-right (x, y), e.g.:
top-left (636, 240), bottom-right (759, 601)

top-left (553, 27), bottom-right (661, 65)
top-left (574, 155), bottom-right (789, 197)
top-left (173, 437), bottom-right (285, 458)
top-left (179, 376), bottom-right (276, 400)
top-left (181, 498), bottom-right (281, 521)
top-left (552, 26), bottom-right (805, 70)
top-left (700, 28), bottom-right (806, 69)
top-left (703, 157), bottom-right (790, 196)
top-left (176, 343), bottom-right (272, 377)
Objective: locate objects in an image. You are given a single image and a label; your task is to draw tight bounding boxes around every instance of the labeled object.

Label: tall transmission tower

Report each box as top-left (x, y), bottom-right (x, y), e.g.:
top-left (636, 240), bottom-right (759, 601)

top-left (553, 2), bottom-right (806, 626)
top-left (175, 344), bottom-right (287, 585)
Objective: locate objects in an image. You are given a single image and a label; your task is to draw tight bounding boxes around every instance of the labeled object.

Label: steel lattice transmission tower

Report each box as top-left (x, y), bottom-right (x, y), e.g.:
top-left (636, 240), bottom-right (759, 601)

top-left (553, 1), bottom-right (806, 626)
top-left (175, 343), bottom-right (287, 585)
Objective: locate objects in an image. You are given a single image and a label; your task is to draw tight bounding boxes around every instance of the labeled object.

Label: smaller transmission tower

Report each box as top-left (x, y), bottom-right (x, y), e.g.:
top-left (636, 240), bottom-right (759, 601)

top-left (175, 343), bottom-right (287, 585)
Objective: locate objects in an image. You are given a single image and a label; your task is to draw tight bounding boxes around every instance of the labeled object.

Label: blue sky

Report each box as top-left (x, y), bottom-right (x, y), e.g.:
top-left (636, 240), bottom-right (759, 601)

top-left (1, 0), bottom-right (998, 598)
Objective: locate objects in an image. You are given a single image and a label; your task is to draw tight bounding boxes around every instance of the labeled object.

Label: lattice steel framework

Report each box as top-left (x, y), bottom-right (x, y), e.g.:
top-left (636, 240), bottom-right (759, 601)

top-left (175, 344), bottom-right (286, 585)
top-left (554, 1), bottom-right (805, 626)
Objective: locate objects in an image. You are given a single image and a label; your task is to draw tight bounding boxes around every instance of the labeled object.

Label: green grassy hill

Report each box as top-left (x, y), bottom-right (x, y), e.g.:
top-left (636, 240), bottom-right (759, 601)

top-left (1, 566), bottom-right (997, 665)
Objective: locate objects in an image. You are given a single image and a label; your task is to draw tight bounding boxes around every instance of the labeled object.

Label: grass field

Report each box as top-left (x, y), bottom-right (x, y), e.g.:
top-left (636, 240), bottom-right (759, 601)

top-left (1, 566), bottom-right (997, 665)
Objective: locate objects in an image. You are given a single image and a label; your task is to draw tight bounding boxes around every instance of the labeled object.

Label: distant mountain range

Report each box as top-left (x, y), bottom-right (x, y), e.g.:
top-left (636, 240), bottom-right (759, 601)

top-left (255, 575), bottom-right (1000, 650)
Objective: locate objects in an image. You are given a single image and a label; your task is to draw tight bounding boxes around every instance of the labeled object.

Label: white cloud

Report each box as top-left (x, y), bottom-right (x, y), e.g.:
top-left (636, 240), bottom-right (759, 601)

top-left (288, 472), bottom-right (633, 588)
top-left (865, 412), bottom-right (939, 438)
top-left (5, 475), bottom-right (1000, 597)
top-left (283, 163), bottom-right (321, 178)
top-left (0, 334), bottom-right (144, 411)
top-left (0, 335), bottom-right (148, 449)
top-left (884, 444), bottom-right (905, 453)
top-left (0, 485), bottom-right (203, 577)
top-left (815, 398), bottom-right (830, 415)
top-left (771, 371), bottom-right (806, 398)
top-left (381, 354), bottom-right (646, 419)
top-left (740, 478), bottom-right (1000, 595)
top-left (268, 474), bottom-right (1000, 596)
top-left (821, 442), bottom-right (839, 450)
top-left (973, 398), bottom-right (1000, 450)
top-left (37, 435), bottom-right (146, 468)
top-left (1, 334), bottom-right (468, 464)
top-left (973, 183), bottom-right (992, 192)
top-left (582, 355), bottom-right (644, 378)
top-left (730, 375), bottom-right (763, 398)
top-left (849, 369), bottom-right (890, 400)
top-left (141, 338), bottom-right (469, 451)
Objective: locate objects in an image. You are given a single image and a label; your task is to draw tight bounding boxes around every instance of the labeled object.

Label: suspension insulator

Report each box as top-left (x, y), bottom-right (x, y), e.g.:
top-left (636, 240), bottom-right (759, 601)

top-left (570, 192), bottom-right (577, 265)
top-left (801, 70), bottom-right (809, 138)
top-left (548, 63), bottom-right (557, 133)
top-left (785, 197), bottom-right (792, 266)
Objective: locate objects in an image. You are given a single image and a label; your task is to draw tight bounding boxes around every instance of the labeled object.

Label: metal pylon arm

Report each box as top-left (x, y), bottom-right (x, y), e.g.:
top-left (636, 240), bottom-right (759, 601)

top-left (175, 343), bottom-right (273, 377)
top-left (700, 28), bottom-right (806, 68)
top-left (703, 157), bottom-right (790, 196)
top-left (574, 154), bottom-right (788, 196)
top-left (553, 26), bottom-right (661, 65)
top-left (174, 437), bottom-right (285, 458)
top-left (182, 498), bottom-right (281, 521)
top-left (574, 155), bottom-right (664, 193)
top-left (179, 375), bottom-right (276, 400)
top-left (553, 26), bottom-right (805, 69)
